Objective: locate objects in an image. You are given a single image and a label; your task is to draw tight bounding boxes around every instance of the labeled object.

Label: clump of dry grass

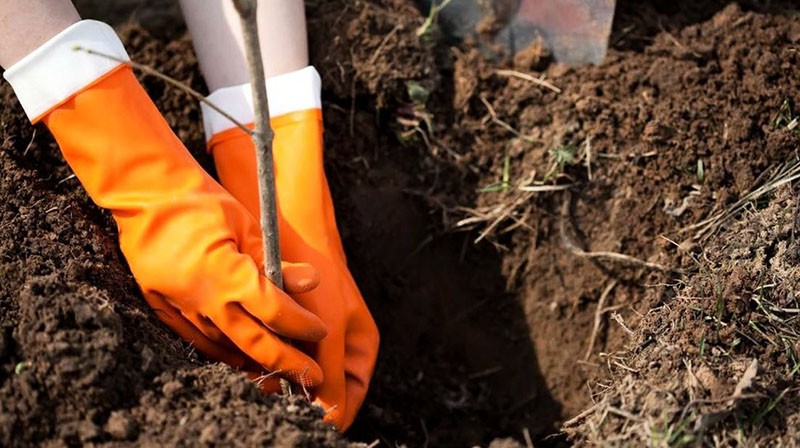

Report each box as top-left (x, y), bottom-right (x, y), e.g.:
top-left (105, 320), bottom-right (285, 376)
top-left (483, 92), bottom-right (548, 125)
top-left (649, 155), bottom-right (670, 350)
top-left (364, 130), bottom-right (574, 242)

top-left (564, 187), bottom-right (800, 446)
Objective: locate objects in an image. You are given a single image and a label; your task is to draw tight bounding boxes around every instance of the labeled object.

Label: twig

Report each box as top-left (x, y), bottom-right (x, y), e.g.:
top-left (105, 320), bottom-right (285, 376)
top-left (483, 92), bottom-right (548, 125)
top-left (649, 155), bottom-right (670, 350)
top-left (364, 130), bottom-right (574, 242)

top-left (583, 136), bottom-right (593, 181)
top-left (72, 46), bottom-right (253, 136)
top-left (611, 312), bottom-right (635, 335)
top-left (479, 95), bottom-right (538, 143)
top-left (584, 280), bottom-right (618, 361)
top-left (522, 428), bottom-right (534, 448)
top-left (232, 0), bottom-right (283, 289)
top-left (494, 69), bottom-right (562, 93)
top-left (22, 129), bottom-right (36, 156)
top-left (563, 402), bottom-right (601, 427)
top-left (369, 24), bottom-right (401, 65)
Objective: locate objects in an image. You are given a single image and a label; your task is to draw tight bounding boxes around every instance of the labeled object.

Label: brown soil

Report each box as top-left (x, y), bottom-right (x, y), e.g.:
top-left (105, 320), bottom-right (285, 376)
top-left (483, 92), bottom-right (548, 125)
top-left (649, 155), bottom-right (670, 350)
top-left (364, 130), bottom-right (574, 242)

top-left (1, 0), bottom-right (799, 447)
top-left (563, 187), bottom-right (800, 445)
top-left (439, 0), bottom-right (800, 423)
top-left (0, 26), bottom-right (344, 448)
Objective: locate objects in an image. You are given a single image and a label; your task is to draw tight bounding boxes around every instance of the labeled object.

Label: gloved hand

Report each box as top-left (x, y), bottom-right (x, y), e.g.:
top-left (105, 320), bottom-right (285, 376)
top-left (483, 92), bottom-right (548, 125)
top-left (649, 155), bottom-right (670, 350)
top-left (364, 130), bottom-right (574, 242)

top-left (204, 67), bottom-right (379, 431)
top-left (4, 21), bottom-right (328, 391)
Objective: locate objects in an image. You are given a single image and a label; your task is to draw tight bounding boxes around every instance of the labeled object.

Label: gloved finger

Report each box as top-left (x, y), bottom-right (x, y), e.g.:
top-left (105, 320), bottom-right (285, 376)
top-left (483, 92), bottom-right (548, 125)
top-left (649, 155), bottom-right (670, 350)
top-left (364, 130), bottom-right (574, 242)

top-left (342, 353), bottom-right (374, 431)
top-left (341, 287), bottom-right (380, 430)
top-left (343, 375), bottom-right (368, 431)
top-left (310, 337), bottom-right (348, 431)
top-left (144, 291), bottom-right (251, 369)
top-left (210, 303), bottom-right (325, 387)
top-left (342, 336), bottom-right (377, 429)
top-left (239, 275), bottom-right (328, 342)
top-left (343, 311), bottom-right (380, 390)
top-left (281, 262), bottom-right (320, 295)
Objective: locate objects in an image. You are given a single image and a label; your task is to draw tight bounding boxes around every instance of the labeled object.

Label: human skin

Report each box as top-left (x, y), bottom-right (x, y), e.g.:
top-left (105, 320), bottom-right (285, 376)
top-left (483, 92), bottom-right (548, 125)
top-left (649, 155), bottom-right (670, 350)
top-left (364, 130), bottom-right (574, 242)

top-left (0, 0), bottom-right (80, 68)
top-left (178, 0), bottom-right (309, 90)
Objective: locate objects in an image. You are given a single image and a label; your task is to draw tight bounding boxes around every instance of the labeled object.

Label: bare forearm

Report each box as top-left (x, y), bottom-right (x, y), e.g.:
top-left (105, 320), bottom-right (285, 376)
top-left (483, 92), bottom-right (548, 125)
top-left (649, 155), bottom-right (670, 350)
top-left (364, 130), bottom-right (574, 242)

top-left (179, 0), bottom-right (308, 90)
top-left (0, 0), bottom-right (80, 68)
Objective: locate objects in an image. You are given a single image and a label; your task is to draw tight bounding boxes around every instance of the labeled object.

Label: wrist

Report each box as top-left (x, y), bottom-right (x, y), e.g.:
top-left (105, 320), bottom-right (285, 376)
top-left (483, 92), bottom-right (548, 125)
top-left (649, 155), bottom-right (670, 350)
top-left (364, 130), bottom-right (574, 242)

top-left (3, 20), bottom-right (130, 123)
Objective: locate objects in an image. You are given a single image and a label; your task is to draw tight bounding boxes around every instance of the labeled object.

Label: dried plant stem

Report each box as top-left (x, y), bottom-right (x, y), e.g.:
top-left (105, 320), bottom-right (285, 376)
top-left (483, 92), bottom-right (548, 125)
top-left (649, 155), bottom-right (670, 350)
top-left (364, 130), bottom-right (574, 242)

top-left (494, 69), bottom-right (562, 94)
top-left (232, 0), bottom-right (283, 290)
top-left (584, 279), bottom-right (618, 361)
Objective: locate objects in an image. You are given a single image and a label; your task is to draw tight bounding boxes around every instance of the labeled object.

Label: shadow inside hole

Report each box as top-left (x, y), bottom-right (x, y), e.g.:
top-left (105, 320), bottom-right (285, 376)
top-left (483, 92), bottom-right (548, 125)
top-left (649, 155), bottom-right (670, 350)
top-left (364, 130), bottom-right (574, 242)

top-left (321, 105), bottom-right (562, 445)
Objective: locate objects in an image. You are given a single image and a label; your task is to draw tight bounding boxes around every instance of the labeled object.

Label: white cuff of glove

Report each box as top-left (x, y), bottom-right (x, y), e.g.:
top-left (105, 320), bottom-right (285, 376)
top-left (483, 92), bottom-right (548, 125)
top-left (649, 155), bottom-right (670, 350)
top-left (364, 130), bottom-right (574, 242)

top-left (3, 20), bottom-right (130, 123)
top-left (201, 66), bottom-right (322, 142)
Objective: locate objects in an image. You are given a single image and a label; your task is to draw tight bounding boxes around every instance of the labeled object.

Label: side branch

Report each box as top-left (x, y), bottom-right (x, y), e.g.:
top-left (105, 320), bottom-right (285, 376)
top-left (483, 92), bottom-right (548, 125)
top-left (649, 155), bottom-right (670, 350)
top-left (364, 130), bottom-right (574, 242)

top-left (72, 46), bottom-right (253, 136)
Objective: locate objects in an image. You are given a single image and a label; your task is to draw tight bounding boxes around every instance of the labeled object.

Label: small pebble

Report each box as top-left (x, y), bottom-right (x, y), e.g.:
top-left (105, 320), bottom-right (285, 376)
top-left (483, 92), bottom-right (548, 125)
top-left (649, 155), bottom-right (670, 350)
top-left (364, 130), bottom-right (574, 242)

top-left (162, 380), bottom-right (183, 398)
top-left (106, 411), bottom-right (139, 441)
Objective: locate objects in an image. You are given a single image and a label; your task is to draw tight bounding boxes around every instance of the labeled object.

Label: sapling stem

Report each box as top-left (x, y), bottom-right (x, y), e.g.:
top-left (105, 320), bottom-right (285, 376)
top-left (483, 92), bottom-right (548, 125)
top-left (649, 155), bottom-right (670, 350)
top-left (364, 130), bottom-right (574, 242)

top-left (231, 0), bottom-right (284, 291)
top-left (231, 0), bottom-right (294, 396)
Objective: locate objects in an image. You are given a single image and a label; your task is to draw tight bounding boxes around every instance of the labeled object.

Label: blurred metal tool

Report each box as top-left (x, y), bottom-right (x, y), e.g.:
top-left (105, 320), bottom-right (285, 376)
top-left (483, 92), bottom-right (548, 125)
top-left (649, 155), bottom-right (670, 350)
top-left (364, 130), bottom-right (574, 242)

top-left (423, 0), bottom-right (616, 65)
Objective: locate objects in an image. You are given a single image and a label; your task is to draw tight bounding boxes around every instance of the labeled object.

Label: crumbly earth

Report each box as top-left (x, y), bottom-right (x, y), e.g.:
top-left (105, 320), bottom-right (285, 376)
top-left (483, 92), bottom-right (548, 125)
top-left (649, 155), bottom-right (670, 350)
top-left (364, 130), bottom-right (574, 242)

top-left (563, 186), bottom-right (800, 445)
top-left (431, 0), bottom-right (800, 434)
top-left (0, 0), bottom-right (799, 447)
top-left (0, 21), bottom-right (343, 448)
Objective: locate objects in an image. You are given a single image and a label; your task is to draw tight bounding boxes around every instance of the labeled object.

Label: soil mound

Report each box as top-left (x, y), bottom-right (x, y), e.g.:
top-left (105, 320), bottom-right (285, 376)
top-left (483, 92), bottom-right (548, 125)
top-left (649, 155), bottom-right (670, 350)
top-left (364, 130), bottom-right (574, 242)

top-left (0, 26), bottom-right (342, 448)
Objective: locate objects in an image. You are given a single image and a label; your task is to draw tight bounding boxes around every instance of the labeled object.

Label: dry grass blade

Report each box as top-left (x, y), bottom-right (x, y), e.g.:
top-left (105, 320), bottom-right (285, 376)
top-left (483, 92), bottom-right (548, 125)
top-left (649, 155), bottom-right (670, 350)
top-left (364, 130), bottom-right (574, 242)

top-left (583, 136), bottom-right (593, 181)
top-left (495, 69), bottom-right (562, 93)
top-left (685, 160), bottom-right (800, 241)
top-left (518, 184), bottom-right (572, 192)
top-left (566, 246), bottom-right (678, 273)
top-left (461, 194), bottom-right (530, 243)
top-left (522, 427), bottom-right (534, 448)
top-left (369, 24), bottom-right (401, 64)
top-left (479, 96), bottom-right (538, 142)
top-left (456, 183), bottom-right (570, 243)
top-left (732, 359), bottom-right (758, 399)
top-left (584, 280), bottom-right (619, 361)
top-left (563, 402), bottom-right (601, 427)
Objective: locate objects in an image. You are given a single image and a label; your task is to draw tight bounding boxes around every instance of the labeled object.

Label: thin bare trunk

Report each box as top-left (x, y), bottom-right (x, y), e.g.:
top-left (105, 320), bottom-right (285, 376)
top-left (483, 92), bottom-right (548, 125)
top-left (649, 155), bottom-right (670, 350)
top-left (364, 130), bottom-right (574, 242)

top-left (231, 0), bottom-right (283, 289)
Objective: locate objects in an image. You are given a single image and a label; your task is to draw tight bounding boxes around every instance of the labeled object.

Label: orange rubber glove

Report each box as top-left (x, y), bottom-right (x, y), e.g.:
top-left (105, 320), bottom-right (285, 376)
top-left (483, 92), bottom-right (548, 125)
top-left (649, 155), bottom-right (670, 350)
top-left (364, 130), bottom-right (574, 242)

top-left (204, 67), bottom-right (379, 431)
top-left (4, 21), bottom-right (327, 391)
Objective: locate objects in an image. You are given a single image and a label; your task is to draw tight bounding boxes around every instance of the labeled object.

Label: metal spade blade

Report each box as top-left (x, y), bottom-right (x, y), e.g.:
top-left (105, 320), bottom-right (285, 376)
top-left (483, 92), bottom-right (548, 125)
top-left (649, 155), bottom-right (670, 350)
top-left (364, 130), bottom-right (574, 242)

top-left (428, 0), bottom-right (616, 65)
